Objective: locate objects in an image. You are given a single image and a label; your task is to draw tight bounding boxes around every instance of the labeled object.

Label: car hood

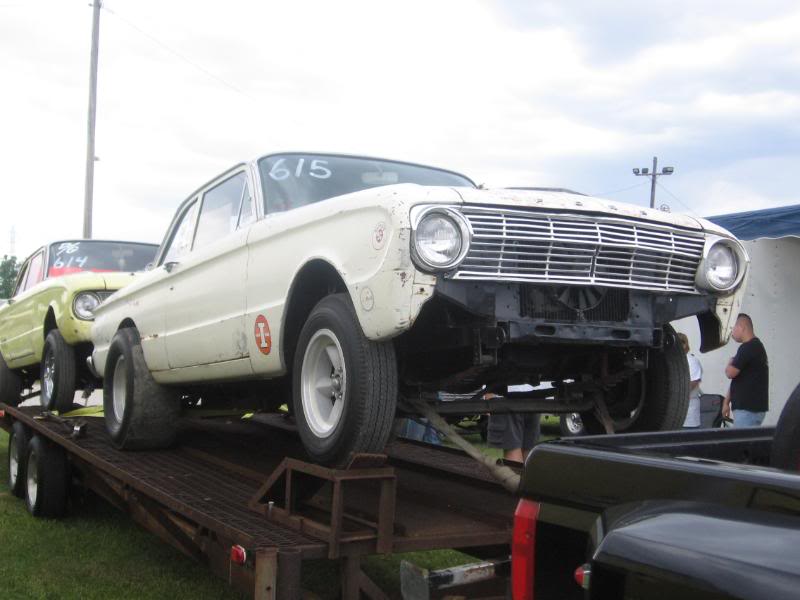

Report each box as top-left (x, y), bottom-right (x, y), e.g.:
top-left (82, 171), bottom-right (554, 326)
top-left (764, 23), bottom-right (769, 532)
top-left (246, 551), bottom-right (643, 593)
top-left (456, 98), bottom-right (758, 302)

top-left (454, 187), bottom-right (704, 231)
top-left (53, 271), bottom-right (141, 292)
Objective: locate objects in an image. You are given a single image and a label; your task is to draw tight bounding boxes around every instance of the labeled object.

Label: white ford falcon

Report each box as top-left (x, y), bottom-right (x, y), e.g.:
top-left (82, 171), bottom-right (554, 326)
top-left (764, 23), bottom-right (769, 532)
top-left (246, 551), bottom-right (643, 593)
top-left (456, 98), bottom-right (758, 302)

top-left (91, 152), bottom-right (748, 465)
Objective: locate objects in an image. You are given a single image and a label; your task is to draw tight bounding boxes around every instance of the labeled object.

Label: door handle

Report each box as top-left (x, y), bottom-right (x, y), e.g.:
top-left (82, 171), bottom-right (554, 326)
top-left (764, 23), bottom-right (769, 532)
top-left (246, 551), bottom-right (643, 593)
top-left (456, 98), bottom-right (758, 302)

top-left (163, 261), bottom-right (179, 273)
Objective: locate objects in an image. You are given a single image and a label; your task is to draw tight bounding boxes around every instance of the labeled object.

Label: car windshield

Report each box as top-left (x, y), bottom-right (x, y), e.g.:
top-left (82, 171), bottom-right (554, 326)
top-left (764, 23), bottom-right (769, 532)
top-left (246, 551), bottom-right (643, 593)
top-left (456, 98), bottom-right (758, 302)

top-left (47, 241), bottom-right (158, 278)
top-left (258, 153), bottom-right (475, 213)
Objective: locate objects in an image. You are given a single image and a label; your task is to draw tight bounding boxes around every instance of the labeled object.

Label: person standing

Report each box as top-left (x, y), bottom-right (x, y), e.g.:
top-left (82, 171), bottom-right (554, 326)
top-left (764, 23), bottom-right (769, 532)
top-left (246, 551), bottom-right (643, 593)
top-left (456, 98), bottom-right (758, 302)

top-left (487, 384), bottom-right (540, 463)
top-left (723, 313), bottom-right (769, 427)
top-left (677, 333), bottom-right (703, 428)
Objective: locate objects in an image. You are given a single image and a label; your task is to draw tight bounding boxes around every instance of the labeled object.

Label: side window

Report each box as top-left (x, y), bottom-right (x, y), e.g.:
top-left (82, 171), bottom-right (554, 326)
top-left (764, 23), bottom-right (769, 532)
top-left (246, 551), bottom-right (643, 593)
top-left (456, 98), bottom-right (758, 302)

top-left (193, 172), bottom-right (248, 250)
top-left (162, 199), bottom-right (199, 264)
top-left (22, 252), bottom-right (44, 292)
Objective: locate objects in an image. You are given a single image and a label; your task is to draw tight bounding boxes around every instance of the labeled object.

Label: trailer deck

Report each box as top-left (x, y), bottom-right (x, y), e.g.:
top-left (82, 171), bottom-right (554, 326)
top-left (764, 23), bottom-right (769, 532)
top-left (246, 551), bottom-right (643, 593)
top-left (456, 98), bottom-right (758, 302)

top-left (1, 403), bottom-right (516, 599)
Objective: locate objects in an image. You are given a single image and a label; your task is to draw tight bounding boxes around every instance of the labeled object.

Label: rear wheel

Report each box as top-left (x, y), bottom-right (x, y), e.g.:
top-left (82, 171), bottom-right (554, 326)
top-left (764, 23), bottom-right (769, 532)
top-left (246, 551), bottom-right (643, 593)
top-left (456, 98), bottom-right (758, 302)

top-left (771, 383), bottom-right (800, 471)
top-left (0, 351), bottom-right (22, 407)
top-left (8, 421), bottom-right (30, 497)
top-left (25, 435), bottom-right (69, 518)
top-left (292, 294), bottom-right (398, 466)
top-left (40, 330), bottom-right (77, 412)
top-left (103, 328), bottom-right (180, 450)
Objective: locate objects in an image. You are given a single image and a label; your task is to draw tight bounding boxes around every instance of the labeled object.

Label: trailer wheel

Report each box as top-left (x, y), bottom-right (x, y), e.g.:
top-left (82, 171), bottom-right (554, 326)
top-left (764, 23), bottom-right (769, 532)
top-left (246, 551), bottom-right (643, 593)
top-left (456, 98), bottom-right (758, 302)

top-left (40, 330), bottom-right (77, 412)
top-left (25, 435), bottom-right (69, 518)
top-left (582, 325), bottom-right (689, 433)
top-left (771, 382), bottom-right (800, 471)
top-left (8, 421), bottom-right (30, 497)
top-left (292, 294), bottom-right (398, 466)
top-left (0, 351), bottom-right (22, 407)
top-left (103, 327), bottom-right (180, 450)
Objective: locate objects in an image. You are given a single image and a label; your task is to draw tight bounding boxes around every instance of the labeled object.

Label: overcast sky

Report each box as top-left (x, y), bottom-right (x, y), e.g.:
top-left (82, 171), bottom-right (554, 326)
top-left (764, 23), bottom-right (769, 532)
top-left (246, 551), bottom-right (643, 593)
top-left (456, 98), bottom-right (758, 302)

top-left (1, 0), bottom-right (799, 259)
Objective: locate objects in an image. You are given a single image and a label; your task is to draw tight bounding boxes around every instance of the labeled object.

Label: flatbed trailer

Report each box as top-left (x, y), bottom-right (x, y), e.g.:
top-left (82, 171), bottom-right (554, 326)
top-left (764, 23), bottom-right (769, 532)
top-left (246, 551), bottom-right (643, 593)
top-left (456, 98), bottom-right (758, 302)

top-left (1, 403), bottom-right (517, 599)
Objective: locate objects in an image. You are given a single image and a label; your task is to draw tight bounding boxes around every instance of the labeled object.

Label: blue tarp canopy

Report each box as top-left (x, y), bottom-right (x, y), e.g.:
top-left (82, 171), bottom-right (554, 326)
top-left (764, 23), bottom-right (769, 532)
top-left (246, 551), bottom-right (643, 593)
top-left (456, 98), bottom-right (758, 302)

top-left (708, 203), bottom-right (800, 241)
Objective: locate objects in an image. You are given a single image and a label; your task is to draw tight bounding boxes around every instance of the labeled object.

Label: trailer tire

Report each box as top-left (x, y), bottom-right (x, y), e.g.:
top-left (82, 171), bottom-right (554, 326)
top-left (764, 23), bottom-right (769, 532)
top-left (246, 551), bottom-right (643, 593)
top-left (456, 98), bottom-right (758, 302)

top-left (25, 435), bottom-right (69, 518)
top-left (771, 382), bottom-right (800, 471)
top-left (8, 421), bottom-right (30, 498)
top-left (0, 351), bottom-right (22, 407)
top-left (292, 294), bottom-right (397, 466)
top-left (103, 327), bottom-right (180, 450)
top-left (40, 330), bottom-right (77, 412)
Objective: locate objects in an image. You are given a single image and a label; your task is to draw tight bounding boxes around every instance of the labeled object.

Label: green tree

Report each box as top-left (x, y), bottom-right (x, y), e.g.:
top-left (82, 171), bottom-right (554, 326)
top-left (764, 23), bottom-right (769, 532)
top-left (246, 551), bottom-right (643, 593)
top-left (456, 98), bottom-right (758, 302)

top-left (1, 255), bottom-right (19, 298)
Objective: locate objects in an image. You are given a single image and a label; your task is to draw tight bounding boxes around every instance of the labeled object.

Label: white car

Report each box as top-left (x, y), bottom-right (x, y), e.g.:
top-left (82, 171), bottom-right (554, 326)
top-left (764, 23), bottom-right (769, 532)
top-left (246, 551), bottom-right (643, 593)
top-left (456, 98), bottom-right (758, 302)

top-left (91, 152), bottom-right (748, 464)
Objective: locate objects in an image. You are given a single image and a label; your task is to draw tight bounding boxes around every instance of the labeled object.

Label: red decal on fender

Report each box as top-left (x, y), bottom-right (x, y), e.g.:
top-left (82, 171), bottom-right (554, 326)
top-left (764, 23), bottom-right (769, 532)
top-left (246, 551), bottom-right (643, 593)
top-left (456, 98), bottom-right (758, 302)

top-left (254, 315), bottom-right (272, 355)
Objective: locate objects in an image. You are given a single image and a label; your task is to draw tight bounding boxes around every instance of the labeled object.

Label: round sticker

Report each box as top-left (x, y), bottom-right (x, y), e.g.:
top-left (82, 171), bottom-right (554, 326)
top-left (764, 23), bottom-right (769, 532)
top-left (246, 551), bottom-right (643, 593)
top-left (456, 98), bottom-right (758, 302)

top-left (372, 222), bottom-right (387, 250)
top-left (254, 315), bottom-right (272, 355)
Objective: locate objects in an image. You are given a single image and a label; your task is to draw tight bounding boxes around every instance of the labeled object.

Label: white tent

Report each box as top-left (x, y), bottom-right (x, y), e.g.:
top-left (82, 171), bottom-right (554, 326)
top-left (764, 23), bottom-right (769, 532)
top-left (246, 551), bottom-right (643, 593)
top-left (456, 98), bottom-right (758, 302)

top-left (676, 205), bottom-right (800, 425)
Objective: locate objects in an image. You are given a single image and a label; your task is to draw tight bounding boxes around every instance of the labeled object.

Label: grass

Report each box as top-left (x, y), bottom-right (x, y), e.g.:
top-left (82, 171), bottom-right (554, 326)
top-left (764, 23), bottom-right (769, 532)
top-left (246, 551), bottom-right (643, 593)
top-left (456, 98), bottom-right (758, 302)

top-left (0, 428), bottom-right (481, 599)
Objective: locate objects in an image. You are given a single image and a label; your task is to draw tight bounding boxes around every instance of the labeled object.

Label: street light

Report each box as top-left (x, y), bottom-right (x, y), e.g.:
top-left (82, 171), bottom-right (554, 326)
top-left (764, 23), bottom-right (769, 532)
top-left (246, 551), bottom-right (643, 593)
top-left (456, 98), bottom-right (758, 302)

top-left (632, 157), bottom-right (674, 208)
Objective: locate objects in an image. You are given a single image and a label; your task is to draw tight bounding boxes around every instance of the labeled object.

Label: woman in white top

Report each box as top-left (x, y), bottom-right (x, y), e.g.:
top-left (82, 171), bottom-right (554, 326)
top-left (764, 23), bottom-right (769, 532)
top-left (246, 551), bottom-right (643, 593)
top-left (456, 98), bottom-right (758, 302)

top-left (678, 333), bottom-right (703, 428)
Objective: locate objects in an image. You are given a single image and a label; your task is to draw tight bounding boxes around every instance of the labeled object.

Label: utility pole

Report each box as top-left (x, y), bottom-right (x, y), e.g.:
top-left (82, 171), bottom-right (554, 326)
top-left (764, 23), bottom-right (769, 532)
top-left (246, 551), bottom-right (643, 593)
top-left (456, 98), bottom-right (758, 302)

top-left (632, 156), bottom-right (674, 209)
top-left (83, 0), bottom-right (102, 239)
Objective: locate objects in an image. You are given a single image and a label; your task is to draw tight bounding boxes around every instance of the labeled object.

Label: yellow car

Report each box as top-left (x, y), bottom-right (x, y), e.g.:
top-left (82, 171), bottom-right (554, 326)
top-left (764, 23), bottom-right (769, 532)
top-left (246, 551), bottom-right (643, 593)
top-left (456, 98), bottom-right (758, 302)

top-left (0, 240), bottom-right (158, 411)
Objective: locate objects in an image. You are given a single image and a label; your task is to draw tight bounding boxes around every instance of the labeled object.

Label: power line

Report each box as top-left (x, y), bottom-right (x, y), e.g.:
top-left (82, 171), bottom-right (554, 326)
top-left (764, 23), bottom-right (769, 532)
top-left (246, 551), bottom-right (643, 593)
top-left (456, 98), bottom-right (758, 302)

top-left (656, 181), bottom-right (699, 217)
top-left (592, 181), bottom-right (648, 197)
top-left (101, 5), bottom-right (258, 104)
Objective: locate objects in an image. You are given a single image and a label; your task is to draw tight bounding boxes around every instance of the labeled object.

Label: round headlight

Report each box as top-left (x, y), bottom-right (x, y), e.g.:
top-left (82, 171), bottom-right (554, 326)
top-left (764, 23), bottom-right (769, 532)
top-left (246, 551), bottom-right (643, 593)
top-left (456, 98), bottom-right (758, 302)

top-left (705, 242), bottom-right (738, 290)
top-left (415, 213), bottom-right (463, 268)
top-left (73, 292), bottom-right (101, 320)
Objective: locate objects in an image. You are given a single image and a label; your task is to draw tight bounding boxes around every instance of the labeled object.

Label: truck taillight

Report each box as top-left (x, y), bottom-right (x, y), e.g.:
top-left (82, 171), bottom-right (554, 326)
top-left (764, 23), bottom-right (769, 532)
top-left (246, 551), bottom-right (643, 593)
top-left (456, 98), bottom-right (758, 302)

top-left (512, 498), bottom-right (540, 600)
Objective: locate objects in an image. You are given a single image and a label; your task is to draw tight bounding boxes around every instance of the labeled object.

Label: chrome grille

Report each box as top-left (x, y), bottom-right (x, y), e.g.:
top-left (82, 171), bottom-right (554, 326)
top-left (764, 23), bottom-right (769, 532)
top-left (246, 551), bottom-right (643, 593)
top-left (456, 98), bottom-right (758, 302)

top-left (451, 206), bottom-right (705, 293)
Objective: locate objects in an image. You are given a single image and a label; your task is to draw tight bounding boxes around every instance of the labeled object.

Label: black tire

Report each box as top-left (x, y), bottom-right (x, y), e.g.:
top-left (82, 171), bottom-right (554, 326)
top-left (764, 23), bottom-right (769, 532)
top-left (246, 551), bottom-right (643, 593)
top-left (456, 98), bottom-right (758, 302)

top-left (24, 435), bottom-right (69, 518)
top-left (559, 413), bottom-right (586, 437)
top-left (292, 294), bottom-right (398, 466)
top-left (8, 421), bottom-right (30, 497)
top-left (0, 351), bottom-right (22, 407)
top-left (103, 327), bottom-right (180, 450)
top-left (771, 382), bottom-right (800, 471)
top-left (40, 330), bottom-right (77, 412)
top-left (582, 325), bottom-right (690, 434)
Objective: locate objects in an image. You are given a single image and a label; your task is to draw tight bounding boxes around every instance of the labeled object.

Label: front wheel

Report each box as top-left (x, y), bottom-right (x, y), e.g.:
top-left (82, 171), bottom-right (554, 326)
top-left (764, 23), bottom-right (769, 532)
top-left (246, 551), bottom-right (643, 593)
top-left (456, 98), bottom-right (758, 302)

top-left (40, 330), bottom-right (77, 412)
top-left (292, 294), bottom-right (398, 466)
top-left (103, 328), bottom-right (180, 450)
top-left (582, 325), bottom-right (690, 434)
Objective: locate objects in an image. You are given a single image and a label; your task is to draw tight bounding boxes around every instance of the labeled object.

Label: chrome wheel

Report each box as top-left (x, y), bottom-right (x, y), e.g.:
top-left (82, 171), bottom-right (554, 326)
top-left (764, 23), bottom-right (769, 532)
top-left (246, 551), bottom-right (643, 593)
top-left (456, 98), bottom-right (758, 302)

top-left (112, 355), bottom-right (127, 423)
top-left (9, 434), bottom-right (19, 487)
top-left (42, 349), bottom-right (55, 404)
top-left (564, 413), bottom-right (584, 435)
top-left (26, 452), bottom-right (38, 508)
top-left (300, 328), bottom-right (347, 438)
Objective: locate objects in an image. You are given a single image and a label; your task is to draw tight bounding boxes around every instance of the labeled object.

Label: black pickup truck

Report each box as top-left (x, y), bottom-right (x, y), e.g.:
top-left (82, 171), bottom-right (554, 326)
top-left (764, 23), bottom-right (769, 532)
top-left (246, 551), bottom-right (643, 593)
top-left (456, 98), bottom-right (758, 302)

top-left (512, 387), bottom-right (800, 600)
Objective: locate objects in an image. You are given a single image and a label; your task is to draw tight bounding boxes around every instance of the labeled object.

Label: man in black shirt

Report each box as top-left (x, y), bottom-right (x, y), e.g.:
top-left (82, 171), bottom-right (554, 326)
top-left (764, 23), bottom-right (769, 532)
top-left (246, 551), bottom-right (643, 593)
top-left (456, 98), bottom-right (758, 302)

top-left (723, 314), bottom-right (769, 427)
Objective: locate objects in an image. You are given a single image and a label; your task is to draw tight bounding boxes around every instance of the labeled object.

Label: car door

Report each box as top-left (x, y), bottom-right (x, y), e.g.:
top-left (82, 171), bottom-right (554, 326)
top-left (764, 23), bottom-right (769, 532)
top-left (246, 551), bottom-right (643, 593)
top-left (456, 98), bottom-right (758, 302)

top-left (0, 249), bottom-right (45, 367)
top-left (163, 168), bottom-right (255, 374)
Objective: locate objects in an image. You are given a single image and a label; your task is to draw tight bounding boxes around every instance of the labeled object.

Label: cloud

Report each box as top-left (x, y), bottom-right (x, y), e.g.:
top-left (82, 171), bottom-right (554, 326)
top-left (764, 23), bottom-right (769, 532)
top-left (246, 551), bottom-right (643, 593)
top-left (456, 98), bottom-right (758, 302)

top-left (0, 0), bottom-right (798, 259)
